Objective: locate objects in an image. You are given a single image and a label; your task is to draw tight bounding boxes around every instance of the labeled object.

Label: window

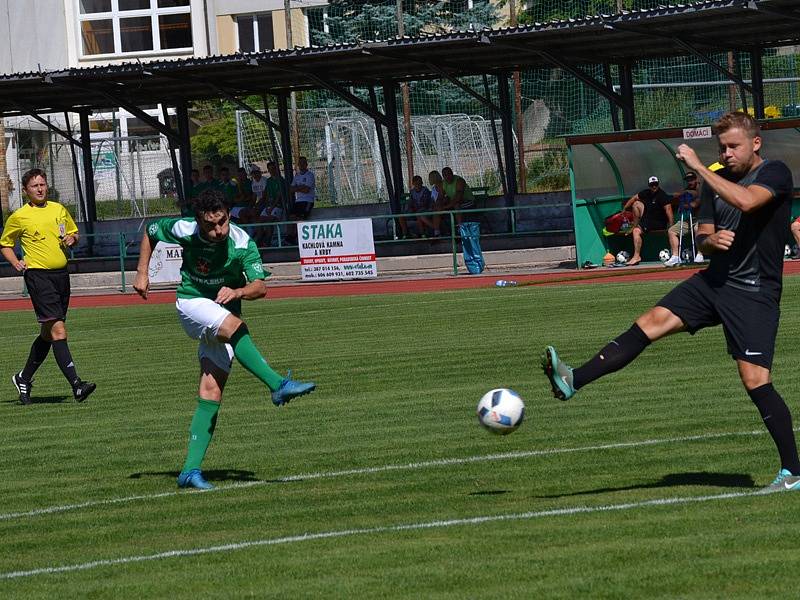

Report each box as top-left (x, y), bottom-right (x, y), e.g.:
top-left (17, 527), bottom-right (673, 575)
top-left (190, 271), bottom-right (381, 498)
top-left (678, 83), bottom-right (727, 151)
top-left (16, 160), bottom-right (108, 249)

top-left (236, 14), bottom-right (274, 53)
top-left (78, 0), bottom-right (192, 57)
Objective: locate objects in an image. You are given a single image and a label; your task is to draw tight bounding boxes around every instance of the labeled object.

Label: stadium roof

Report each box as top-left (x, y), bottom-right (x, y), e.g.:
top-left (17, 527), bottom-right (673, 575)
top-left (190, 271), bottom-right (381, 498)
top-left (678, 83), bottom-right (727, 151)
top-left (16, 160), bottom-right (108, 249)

top-left (0, 0), bottom-right (799, 115)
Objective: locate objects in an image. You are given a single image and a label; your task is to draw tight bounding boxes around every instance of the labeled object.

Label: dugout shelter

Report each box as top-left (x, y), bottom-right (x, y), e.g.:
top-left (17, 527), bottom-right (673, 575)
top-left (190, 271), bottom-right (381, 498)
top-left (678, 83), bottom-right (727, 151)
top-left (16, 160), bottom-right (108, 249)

top-left (567, 119), bottom-right (800, 266)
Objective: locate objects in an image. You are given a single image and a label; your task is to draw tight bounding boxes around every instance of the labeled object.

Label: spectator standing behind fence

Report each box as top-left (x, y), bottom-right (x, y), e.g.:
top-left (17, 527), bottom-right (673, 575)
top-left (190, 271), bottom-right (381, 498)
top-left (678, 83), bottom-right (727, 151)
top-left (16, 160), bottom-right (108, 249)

top-left (664, 171), bottom-right (703, 266)
top-left (428, 170), bottom-right (445, 237)
top-left (290, 156), bottom-right (316, 220)
top-left (441, 167), bottom-right (484, 274)
top-left (622, 175), bottom-right (674, 266)
top-left (398, 175), bottom-right (434, 238)
top-left (0, 168), bottom-right (96, 405)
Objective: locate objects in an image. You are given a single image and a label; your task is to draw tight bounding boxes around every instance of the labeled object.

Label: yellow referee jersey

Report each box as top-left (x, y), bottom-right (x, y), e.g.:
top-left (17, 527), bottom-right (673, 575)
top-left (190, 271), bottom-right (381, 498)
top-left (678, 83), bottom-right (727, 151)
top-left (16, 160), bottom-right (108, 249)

top-left (0, 201), bottom-right (78, 270)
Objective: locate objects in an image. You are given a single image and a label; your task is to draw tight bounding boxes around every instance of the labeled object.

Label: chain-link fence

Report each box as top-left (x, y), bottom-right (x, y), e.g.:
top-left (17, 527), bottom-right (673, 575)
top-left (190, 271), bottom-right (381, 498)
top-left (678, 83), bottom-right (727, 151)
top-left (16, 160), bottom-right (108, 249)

top-left (7, 122), bottom-right (180, 220)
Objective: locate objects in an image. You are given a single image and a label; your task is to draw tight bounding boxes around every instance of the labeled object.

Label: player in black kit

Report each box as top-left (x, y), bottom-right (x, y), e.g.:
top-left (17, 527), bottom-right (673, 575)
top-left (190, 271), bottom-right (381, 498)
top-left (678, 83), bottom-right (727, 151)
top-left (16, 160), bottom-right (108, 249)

top-left (542, 112), bottom-right (800, 492)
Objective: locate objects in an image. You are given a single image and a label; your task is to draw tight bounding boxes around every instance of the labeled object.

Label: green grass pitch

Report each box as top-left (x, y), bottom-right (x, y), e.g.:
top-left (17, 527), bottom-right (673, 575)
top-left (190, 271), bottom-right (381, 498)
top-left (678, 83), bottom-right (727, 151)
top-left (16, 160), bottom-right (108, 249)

top-left (2, 277), bottom-right (800, 598)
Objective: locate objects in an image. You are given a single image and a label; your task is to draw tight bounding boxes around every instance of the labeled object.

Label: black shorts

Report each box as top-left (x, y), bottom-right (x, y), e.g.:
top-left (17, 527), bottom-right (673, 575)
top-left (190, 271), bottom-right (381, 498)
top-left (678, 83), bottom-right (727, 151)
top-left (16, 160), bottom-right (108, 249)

top-left (656, 273), bottom-right (779, 369)
top-left (291, 202), bottom-right (313, 220)
top-left (24, 268), bottom-right (70, 323)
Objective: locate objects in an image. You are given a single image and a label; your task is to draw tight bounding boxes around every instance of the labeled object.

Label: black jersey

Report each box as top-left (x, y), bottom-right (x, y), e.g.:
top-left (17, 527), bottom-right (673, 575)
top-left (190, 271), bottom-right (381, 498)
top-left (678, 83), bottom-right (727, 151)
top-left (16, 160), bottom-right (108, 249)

top-left (698, 160), bottom-right (793, 298)
top-left (636, 187), bottom-right (672, 230)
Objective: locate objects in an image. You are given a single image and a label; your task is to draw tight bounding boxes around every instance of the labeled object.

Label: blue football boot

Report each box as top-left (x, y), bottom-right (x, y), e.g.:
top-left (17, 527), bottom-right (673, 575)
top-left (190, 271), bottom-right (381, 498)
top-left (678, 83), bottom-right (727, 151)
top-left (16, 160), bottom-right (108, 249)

top-left (271, 372), bottom-right (316, 406)
top-left (177, 469), bottom-right (214, 490)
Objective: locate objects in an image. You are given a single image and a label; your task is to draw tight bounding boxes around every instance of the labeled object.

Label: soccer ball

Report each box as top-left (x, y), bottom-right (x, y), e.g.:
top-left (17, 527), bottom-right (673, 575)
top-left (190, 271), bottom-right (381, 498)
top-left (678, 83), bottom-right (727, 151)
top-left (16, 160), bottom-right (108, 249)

top-left (681, 248), bottom-right (693, 263)
top-left (786, 244), bottom-right (792, 258)
top-left (658, 248), bottom-right (671, 262)
top-left (476, 388), bottom-right (525, 435)
top-left (616, 250), bottom-right (630, 264)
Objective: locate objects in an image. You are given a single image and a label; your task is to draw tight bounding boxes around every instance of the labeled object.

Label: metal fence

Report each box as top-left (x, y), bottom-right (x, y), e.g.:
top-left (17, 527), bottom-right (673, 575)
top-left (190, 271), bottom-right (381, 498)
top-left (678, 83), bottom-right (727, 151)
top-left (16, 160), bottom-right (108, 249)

top-left (237, 109), bottom-right (514, 205)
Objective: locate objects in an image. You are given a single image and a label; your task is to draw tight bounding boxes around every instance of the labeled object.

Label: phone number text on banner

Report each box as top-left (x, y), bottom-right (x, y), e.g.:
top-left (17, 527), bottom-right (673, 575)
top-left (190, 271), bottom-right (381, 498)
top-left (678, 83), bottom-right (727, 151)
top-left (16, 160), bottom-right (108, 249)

top-left (298, 219), bottom-right (378, 281)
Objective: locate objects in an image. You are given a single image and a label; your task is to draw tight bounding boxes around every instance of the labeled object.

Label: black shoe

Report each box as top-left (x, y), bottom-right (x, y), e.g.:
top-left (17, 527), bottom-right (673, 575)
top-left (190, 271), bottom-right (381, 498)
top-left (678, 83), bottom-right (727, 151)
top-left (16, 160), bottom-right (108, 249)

top-left (72, 380), bottom-right (96, 402)
top-left (12, 372), bottom-right (32, 405)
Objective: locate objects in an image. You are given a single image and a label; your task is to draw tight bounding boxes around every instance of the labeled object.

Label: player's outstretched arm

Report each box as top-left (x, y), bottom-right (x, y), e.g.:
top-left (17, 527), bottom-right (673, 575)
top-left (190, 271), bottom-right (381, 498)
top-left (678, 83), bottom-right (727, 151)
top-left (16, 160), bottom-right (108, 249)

top-left (133, 232), bottom-right (153, 299)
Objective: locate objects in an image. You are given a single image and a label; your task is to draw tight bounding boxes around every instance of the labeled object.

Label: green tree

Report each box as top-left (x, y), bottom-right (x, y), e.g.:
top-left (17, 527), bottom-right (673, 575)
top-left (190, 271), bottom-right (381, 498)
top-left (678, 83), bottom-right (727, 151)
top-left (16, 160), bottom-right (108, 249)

top-left (309, 0), bottom-right (500, 46)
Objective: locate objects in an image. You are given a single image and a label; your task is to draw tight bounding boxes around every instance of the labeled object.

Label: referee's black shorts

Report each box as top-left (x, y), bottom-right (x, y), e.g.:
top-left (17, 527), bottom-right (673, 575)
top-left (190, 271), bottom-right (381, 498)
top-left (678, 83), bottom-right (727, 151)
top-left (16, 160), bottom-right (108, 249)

top-left (656, 273), bottom-right (779, 369)
top-left (24, 268), bottom-right (71, 323)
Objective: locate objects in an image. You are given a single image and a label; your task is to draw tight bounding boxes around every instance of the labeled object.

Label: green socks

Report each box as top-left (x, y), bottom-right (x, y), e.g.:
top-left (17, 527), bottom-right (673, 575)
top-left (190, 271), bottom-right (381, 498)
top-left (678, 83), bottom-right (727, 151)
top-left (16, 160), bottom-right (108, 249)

top-left (230, 325), bottom-right (284, 391)
top-left (181, 398), bottom-right (220, 473)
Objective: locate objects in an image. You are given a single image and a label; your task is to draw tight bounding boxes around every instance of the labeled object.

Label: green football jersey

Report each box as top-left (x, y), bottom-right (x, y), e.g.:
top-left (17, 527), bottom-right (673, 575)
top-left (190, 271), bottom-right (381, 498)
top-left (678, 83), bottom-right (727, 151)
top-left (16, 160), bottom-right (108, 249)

top-left (146, 217), bottom-right (268, 315)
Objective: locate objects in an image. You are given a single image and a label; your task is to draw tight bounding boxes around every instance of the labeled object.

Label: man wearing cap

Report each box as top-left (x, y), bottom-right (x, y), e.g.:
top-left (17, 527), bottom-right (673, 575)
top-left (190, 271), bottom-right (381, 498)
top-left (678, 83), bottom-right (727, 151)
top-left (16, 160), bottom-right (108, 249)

top-left (663, 171), bottom-right (704, 266)
top-left (621, 175), bottom-right (674, 266)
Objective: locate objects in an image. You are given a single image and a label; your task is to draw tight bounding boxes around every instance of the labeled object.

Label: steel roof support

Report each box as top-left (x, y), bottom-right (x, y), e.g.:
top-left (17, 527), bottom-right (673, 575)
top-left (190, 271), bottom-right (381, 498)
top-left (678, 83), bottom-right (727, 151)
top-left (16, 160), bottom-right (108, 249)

top-left (78, 111), bottom-right (97, 226)
top-left (161, 104), bottom-right (186, 211)
top-left (368, 86), bottom-right (396, 207)
top-left (175, 103), bottom-right (193, 207)
top-left (750, 47), bottom-right (765, 119)
top-left (603, 64), bottom-right (621, 131)
top-left (496, 72), bottom-right (517, 201)
top-left (276, 93), bottom-right (294, 194)
top-left (64, 113), bottom-right (89, 236)
top-left (618, 63), bottom-right (636, 130)
top-left (382, 80), bottom-right (405, 216)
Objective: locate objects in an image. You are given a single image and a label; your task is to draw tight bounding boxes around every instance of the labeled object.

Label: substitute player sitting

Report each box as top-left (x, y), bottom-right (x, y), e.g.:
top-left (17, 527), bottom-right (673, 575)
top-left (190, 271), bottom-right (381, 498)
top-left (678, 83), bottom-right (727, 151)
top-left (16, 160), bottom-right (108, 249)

top-left (133, 188), bottom-right (315, 490)
top-left (543, 111), bottom-right (800, 492)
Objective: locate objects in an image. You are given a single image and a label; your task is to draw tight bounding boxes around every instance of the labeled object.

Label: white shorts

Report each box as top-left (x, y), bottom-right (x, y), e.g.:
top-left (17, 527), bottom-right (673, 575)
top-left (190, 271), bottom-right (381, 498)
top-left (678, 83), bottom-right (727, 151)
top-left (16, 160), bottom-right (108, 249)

top-left (176, 297), bottom-right (235, 372)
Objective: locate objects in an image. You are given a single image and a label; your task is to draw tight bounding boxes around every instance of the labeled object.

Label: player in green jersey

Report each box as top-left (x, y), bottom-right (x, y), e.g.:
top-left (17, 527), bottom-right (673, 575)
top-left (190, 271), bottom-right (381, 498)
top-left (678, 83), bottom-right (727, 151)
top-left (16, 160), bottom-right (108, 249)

top-left (133, 188), bottom-right (316, 490)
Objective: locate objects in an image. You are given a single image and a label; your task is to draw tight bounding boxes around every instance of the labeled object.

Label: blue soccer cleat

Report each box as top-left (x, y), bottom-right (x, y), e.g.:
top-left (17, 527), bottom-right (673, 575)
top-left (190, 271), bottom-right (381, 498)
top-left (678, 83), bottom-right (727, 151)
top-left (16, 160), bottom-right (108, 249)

top-left (761, 468), bottom-right (800, 493)
top-left (541, 345), bottom-right (576, 401)
top-left (271, 372), bottom-right (316, 406)
top-left (177, 469), bottom-right (214, 490)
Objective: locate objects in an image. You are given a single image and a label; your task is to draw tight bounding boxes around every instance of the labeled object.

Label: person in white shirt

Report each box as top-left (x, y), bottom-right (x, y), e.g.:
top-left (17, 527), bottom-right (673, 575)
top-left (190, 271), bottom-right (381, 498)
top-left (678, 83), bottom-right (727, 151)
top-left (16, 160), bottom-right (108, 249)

top-left (290, 156), bottom-right (316, 220)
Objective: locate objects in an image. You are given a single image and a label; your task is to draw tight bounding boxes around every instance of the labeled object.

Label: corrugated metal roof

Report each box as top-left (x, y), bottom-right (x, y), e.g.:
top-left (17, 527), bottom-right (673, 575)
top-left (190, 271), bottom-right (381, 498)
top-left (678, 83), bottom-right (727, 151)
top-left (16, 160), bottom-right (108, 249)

top-left (0, 0), bottom-right (797, 115)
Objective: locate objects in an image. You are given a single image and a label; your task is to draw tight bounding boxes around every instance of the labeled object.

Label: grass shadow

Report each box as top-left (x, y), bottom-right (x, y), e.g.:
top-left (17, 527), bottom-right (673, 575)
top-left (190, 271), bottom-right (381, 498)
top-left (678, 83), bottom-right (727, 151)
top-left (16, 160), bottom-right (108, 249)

top-left (534, 471), bottom-right (756, 499)
top-left (2, 395), bottom-right (70, 404)
top-left (129, 469), bottom-right (260, 483)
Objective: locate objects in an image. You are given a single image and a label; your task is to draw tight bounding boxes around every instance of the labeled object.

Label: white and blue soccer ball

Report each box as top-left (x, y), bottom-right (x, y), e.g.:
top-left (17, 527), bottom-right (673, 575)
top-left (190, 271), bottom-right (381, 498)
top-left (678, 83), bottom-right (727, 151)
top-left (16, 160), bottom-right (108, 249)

top-left (477, 388), bottom-right (525, 435)
top-left (616, 250), bottom-right (630, 264)
top-left (659, 248), bottom-right (671, 262)
top-left (786, 244), bottom-right (792, 258)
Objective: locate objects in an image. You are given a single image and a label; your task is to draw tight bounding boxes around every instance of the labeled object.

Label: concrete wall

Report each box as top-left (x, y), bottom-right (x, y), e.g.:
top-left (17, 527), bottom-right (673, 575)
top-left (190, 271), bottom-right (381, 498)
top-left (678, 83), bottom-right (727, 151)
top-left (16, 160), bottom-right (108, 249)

top-left (0, 0), bottom-right (70, 73)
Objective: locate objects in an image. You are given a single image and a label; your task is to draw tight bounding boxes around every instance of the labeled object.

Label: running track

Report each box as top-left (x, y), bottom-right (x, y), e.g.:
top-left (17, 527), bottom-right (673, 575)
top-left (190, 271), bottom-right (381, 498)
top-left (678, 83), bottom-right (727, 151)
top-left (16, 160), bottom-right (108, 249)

top-left (3, 261), bottom-right (800, 310)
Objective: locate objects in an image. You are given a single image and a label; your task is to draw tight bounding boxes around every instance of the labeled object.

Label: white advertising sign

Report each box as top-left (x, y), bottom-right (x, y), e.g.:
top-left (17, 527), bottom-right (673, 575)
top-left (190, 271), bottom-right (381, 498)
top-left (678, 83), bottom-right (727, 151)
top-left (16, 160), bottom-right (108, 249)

top-left (148, 241), bottom-right (183, 283)
top-left (298, 219), bottom-right (377, 281)
top-left (682, 126), bottom-right (712, 140)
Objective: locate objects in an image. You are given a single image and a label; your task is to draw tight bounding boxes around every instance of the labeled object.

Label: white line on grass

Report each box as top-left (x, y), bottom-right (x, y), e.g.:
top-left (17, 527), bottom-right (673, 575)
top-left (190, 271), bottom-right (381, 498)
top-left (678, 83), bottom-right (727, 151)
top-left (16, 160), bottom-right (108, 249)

top-left (0, 488), bottom-right (769, 580)
top-left (0, 428), bottom-right (770, 523)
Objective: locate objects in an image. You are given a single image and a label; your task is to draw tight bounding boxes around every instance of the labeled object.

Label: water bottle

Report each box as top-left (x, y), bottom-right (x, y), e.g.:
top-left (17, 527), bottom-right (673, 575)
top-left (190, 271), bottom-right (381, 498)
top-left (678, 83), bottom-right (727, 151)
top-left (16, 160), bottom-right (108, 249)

top-left (495, 280), bottom-right (517, 287)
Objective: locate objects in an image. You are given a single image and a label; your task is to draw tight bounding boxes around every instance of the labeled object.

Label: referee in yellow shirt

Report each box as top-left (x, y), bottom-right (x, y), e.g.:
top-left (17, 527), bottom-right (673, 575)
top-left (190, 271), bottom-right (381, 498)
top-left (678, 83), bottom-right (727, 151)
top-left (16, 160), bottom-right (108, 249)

top-left (0, 168), bottom-right (95, 405)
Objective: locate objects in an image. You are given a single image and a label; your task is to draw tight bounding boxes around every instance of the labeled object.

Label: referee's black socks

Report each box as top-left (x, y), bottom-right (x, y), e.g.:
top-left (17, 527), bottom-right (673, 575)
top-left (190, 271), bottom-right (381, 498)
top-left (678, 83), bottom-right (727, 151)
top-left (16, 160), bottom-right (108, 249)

top-left (748, 383), bottom-right (800, 475)
top-left (21, 336), bottom-right (51, 381)
top-left (51, 339), bottom-right (79, 387)
top-left (572, 323), bottom-right (652, 390)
